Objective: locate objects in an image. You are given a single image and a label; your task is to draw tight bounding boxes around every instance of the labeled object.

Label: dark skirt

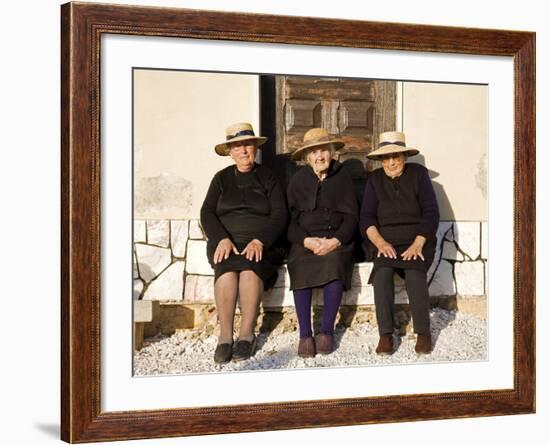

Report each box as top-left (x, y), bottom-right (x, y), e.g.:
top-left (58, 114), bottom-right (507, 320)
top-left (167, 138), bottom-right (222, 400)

top-left (367, 239), bottom-right (436, 284)
top-left (206, 240), bottom-right (284, 290)
top-left (287, 242), bottom-right (355, 290)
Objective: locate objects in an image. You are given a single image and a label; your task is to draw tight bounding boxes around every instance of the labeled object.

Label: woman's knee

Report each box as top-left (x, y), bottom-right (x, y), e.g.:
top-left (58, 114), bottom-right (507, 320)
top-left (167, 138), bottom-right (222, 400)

top-left (404, 269), bottom-right (427, 284)
top-left (239, 269), bottom-right (262, 283)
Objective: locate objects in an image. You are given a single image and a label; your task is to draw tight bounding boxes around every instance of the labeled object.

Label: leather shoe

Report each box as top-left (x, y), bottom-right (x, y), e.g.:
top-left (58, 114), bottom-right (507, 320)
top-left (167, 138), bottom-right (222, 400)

top-left (415, 333), bottom-right (432, 355)
top-left (232, 335), bottom-right (257, 361)
top-left (376, 335), bottom-right (394, 355)
top-left (213, 343), bottom-right (232, 364)
top-left (298, 336), bottom-right (316, 358)
top-left (315, 333), bottom-right (334, 354)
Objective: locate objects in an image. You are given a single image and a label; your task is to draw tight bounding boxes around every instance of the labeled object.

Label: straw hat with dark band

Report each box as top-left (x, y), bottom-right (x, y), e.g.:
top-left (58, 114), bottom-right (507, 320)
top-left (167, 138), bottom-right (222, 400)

top-left (367, 131), bottom-right (419, 160)
top-left (291, 128), bottom-right (345, 160)
top-left (215, 122), bottom-right (267, 156)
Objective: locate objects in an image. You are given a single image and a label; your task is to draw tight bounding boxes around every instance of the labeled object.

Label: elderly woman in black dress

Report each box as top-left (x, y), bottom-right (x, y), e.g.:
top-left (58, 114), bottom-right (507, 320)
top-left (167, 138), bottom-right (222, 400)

top-left (360, 131), bottom-right (439, 355)
top-left (200, 123), bottom-right (287, 363)
top-left (287, 128), bottom-right (358, 358)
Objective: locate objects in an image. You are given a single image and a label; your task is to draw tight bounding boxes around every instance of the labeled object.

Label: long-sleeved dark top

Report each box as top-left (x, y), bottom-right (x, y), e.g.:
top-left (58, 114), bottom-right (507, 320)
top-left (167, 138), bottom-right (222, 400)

top-left (200, 163), bottom-right (288, 248)
top-left (359, 162), bottom-right (439, 246)
top-left (287, 160), bottom-right (358, 246)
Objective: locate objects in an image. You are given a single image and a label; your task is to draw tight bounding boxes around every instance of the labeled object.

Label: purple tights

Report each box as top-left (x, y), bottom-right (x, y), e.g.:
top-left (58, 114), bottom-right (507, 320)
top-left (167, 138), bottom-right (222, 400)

top-left (293, 280), bottom-right (344, 338)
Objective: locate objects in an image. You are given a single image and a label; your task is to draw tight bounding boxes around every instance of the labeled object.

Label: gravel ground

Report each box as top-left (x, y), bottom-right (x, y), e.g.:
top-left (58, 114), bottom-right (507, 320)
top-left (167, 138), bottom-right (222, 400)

top-left (133, 308), bottom-right (487, 376)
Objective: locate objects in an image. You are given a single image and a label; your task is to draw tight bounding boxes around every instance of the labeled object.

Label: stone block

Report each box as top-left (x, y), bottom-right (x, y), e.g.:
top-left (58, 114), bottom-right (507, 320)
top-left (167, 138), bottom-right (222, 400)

top-left (147, 220), bottom-right (170, 247)
top-left (134, 299), bottom-right (160, 323)
top-left (455, 261), bottom-right (485, 296)
top-left (143, 261), bottom-right (185, 301)
top-left (186, 240), bottom-right (215, 275)
top-left (457, 296), bottom-right (487, 319)
top-left (144, 303), bottom-right (195, 336)
top-left (135, 244), bottom-right (172, 283)
top-left (437, 221), bottom-right (454, 242)
top-left (134, 220), bottom-right (146, 243)
top-left (428, 221), bottom-right (453, 280)
top-left (351, 262), bottom-right (373, 287)
top-left (481, 221), bottom-right (488, 260)
top-left (342, 286), bottom-right (374, 305)
top-left (134, 323), bottom-right (144, 351)
top-left (484, 261), bottom-right (487, 295)
top-left (395, 288), bottom-right (409, 304)
top-left (184, 275), bottom-right (215, 303)
top-left (273, 265), bottom-right (290, 288)
top-left (454, 222), bottom-right (481, 260)
top-left (429, 259), bottom-right (456, 296)
top-left (171, 220), bottom-right (188, 258)
top-left (442, 241), bottom-right (465, 261)
top-left (133, 279), bottom-right (143, 300)
top-left (262, 287), bottom-right (294, 307)
top-left (189, 220), bottom-right (205, 239)
top-left (133, 250), bottom-right (139, 279)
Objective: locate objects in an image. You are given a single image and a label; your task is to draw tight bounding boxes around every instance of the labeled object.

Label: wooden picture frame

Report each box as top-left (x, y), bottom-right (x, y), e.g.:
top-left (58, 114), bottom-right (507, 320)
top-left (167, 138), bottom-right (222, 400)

top-left (61, 2), bottom-right (535, 442)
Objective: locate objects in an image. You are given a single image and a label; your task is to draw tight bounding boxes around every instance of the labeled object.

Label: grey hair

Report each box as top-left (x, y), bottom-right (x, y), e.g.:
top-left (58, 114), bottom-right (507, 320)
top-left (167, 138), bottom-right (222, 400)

top-left (301, 144), bottom-right (336, 164)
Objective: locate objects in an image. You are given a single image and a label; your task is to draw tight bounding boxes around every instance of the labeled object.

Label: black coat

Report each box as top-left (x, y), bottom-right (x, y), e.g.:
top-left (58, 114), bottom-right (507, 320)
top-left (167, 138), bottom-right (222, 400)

top-left (359, 162), bottom-right (440, 282)
top-left (286, 161), bottom-right (358, 290)
top-left (200, 163), bottom-right (288, 289)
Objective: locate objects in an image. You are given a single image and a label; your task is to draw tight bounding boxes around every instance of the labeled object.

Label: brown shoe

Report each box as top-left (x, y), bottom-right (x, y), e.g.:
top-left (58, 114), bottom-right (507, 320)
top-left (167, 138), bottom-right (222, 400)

top-left (315, 333), bottom-right (334, 354)
top-left (298, 337), bottom-right (316, 358)
top-left (415, 333), bottom-right (432, 355)
top-left (376, 335), bottom-right (394, 355)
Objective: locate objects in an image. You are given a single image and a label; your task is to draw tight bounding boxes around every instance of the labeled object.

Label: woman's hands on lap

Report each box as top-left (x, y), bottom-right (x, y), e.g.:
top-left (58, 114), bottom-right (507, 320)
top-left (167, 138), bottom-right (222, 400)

top-left (304, 237), bottom-right (322, 252)
top-left (377, 241), bottom-right (397, 259)
top-left (304, 237), bottom-right (341, 256)
top-left (241, 239), bottom-right (264, 262)
top-left (401, 236), bottom-right (426, 261)
top-left (213, 238), bottom-right (239, 264)
top-left (315, 238), bottom-right (341, 256)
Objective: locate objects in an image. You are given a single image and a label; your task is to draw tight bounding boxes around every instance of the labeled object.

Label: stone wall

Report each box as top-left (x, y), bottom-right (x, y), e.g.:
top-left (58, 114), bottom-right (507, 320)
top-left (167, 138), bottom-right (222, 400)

top-left (134, 219), bottom-right (487, 306)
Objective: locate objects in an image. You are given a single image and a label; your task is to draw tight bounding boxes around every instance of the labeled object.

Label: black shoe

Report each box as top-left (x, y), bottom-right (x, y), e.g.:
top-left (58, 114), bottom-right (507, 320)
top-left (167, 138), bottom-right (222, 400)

top-left (214, 343), bottom-right (233, 364)
top-left (232, 336), bottom-right (257, 361)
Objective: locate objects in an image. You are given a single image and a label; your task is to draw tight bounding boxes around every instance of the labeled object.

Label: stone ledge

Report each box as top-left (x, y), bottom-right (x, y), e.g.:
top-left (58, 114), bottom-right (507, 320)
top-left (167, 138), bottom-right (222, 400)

top-left (136, 295), bottom-right (486, 341)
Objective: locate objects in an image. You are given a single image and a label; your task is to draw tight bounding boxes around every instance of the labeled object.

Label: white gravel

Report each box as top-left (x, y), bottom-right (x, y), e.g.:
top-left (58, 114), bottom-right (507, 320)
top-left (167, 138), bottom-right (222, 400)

top-left (133, 308), bottom-right (487, 376)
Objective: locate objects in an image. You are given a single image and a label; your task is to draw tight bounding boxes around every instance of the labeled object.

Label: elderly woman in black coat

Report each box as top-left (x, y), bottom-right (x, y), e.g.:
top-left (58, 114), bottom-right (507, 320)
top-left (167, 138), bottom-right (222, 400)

top-left (360, 131), bottom-right (439, 355)
top-left (287, 128), bottom-right (358, 358)
top-left (200, 123), bottom-right (288, 364)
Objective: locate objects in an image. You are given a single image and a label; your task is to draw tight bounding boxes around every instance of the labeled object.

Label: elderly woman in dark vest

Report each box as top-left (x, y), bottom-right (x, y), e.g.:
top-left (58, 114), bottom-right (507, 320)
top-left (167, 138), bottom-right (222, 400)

top-left (200, 123), bottom-right (288, 364)
top-left (287, 128), bottom-right (358, 358)
top-left (360, 131), bottom-right (439, 355)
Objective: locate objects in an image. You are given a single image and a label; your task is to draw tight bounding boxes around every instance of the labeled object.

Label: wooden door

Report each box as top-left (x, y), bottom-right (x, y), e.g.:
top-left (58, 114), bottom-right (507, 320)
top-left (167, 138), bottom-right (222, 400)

top-left (272, 75), bottom-right (396, 169)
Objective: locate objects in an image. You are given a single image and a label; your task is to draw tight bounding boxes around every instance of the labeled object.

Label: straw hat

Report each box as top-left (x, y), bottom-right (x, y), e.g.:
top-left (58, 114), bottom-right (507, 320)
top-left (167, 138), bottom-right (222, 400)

top-left (291, 128), bottom-right (345, 160)
top-left (214, 122), bottom-right (267, 156)
top-left (366, 131), bottom-right (419, 160)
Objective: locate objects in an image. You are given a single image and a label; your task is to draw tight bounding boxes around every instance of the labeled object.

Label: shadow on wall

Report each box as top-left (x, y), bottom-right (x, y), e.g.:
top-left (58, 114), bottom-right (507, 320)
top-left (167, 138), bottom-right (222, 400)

top-left (412, 154), bottom-right (455, 222)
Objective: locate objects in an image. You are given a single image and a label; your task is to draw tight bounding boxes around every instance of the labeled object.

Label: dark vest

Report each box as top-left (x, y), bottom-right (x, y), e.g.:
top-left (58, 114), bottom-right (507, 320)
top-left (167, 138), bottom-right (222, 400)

top-left (370, 163), bottom-right (424, 246)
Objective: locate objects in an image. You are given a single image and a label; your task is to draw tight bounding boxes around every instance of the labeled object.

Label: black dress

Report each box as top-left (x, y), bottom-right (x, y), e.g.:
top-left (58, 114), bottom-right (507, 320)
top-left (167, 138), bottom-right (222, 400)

top-left (286, 161), bottom-right (358, 290)
top-left (200, 163), bottom-right (288, 289)
top-left (359, 163), bottom-right (440, 283)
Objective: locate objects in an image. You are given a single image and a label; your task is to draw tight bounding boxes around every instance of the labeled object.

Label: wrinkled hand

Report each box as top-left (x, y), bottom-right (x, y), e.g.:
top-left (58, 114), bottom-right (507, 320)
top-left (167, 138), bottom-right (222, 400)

top-left (314, 238), bottom-right (341, 256)
top-left (401, 237), bottom-right (426, 261)
top-left (377, 241), bottom-right (397, 259)
top-left (304, 237), bottom-right (322, 252)
top-left (213, 238), bottom-right (239, 264)
top-left (241, 239), bottom-right (264, 262)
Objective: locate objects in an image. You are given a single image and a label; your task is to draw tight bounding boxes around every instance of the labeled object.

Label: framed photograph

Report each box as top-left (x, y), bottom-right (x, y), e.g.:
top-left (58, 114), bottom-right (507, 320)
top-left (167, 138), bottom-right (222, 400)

top-left (61, 2), bottom-right (535, 442)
